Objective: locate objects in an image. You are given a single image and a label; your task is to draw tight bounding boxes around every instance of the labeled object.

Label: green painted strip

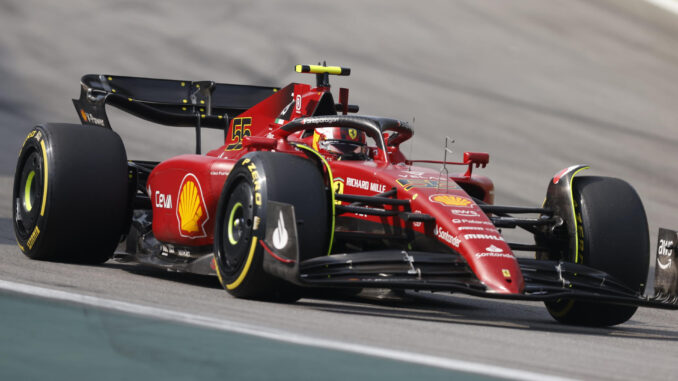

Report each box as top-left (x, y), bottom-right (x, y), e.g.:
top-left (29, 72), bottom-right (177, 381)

top-left (0, 291), bottom-right (498, 381)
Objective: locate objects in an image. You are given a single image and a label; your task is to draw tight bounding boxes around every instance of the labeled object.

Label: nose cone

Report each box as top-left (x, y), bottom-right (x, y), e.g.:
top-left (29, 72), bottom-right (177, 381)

top-left (460, 237), bottom-right (524, 294)
top-left (480, 264), bottom-right (524, 294)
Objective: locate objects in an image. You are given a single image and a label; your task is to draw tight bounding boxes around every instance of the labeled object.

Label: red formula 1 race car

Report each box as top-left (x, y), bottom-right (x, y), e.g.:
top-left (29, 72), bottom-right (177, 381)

top-left (13, 64), bottom-right (678, 326)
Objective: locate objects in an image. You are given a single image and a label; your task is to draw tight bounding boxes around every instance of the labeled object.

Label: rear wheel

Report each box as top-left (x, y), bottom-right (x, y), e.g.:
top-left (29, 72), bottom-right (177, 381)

top-left (13, 124), bottom-right (129, 264)
top-left (545, 176), bottom-right (649, 326)
top-left (213, 152), bottom-right (329, 301)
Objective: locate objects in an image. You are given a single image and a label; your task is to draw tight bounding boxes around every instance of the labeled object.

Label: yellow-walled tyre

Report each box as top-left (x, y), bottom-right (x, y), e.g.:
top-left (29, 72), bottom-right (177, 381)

top-left (13, 124), bottom-right (129, 264)
top-left (545, 176), bottom-right (649, 326)
top-left (213, 152), bottom-right (329, 301)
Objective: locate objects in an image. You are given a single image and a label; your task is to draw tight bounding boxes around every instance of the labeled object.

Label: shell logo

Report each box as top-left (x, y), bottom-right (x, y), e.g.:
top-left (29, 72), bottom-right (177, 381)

top-left (176, 174), bottom-right (209, 238)
top-left (429, 194), bottom-right (473, 207)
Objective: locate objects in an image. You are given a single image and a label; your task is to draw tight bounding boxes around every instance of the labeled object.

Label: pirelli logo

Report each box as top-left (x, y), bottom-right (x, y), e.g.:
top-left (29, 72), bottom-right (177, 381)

top-left (27, 226), bottom-right (40, 249)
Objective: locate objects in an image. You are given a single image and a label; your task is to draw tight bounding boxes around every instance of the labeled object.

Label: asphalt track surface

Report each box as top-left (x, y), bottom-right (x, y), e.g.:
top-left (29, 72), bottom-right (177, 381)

top-left (1, 0), bottom-right (678, 379)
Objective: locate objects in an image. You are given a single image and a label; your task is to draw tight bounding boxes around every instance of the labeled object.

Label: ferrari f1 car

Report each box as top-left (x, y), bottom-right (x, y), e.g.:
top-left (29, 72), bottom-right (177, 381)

top-left (13, 64), bottom-right (678, 327)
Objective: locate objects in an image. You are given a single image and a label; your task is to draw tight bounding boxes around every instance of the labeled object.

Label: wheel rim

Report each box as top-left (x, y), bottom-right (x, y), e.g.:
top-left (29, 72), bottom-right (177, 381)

top-left (227, 202), bottom-right (244, 245)
top-left (220, 180), bottom-right (254, 274)
top-left (15, 150), bottom-right (44, 238)
top-left (23, 170), bottom-right (36, 212)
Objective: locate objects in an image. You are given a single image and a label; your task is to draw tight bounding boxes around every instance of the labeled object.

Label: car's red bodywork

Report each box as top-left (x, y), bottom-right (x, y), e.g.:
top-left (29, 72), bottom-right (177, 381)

top-left (145, 74), bottom-right (523, 294)
top-left (12, 64), bottom-right (676, 328)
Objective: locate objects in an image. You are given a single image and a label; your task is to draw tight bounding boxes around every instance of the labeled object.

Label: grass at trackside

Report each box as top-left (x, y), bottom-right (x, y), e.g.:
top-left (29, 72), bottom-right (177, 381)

top-left (0, 290), bottom-right (500, 381)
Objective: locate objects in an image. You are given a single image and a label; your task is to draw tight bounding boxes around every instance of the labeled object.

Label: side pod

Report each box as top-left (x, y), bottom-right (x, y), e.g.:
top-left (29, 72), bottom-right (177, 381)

top-left (542, 165), bottom-right (590, 260)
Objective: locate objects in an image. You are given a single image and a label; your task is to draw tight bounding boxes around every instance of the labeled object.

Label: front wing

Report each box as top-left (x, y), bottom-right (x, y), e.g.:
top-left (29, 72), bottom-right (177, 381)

top-left (265, 248), bottom-right (678, 310)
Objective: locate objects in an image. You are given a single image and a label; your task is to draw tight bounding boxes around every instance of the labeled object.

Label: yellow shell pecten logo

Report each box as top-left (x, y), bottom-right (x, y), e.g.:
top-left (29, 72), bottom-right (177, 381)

top-left (429, 194), bottom-right (473, 207)
top-left (177, 174), bottom-right (209, 238)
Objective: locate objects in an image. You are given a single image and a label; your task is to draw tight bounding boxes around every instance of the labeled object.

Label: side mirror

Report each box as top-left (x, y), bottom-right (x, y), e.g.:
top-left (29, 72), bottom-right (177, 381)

top-left (463, 152), bottom-right (489, 167)
top-left (463, 152), bottom-right (489, 177)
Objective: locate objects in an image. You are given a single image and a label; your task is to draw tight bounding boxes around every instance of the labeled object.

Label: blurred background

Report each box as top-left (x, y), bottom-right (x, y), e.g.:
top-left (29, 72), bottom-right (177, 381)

top-left (2, 2), bottom-right (678, 379)
top-left (1, 0), bottom-right (677, 272)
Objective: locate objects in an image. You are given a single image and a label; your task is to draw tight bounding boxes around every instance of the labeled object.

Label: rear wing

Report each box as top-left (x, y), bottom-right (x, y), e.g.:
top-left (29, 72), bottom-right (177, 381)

top-left (73, 74), bottom-right (279, 131)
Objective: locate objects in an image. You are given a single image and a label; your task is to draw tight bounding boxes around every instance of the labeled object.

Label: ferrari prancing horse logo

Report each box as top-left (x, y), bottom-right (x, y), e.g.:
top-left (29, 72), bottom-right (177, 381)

top-left (177, 174), bottom-right (209, 238)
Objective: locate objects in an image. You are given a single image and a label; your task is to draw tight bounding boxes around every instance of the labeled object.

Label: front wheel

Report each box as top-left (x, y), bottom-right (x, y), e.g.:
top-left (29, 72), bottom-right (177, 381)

top-left (213, 152), bottom-right (329, 301)
top-left (545, 176), bottom-right (649, 326)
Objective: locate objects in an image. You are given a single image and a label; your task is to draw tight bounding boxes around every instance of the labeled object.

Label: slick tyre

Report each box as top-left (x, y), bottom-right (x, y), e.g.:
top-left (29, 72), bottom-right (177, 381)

top-left (545, 176), bottom-right (649, 326)
top-left (13, 124), bottom-right (129, 264)
top-left (214, 152), bottom-right (329, 301)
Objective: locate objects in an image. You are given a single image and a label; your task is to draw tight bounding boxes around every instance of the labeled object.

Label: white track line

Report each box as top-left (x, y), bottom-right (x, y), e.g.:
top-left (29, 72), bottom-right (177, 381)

top-left (0, 279), bottom-right (575, 381)
top-left (643, 0), bottom-right (678, 15)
